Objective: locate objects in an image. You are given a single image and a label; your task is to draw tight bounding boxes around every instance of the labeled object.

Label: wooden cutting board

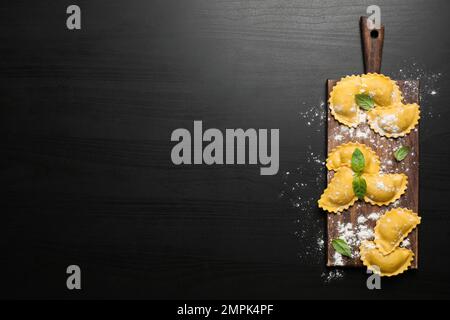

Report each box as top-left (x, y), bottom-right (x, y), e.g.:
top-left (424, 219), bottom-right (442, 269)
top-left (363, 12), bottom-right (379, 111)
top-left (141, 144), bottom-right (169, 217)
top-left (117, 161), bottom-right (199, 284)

top-left (326, 17), bottom-right (419, 268)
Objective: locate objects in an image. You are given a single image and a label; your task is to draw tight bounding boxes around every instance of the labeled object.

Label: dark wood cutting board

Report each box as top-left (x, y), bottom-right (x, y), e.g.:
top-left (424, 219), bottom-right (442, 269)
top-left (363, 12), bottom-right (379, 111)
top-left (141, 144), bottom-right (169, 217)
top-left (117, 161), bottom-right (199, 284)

top-left (326, 17), bottom-right (419, 268)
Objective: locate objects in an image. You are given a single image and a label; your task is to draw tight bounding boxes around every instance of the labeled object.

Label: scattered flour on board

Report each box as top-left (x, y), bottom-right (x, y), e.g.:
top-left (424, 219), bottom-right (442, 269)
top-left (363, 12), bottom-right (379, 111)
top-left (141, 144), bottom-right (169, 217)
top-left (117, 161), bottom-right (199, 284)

top-left (332, 217), bottom-right (375, 264)
top-left (333, 252), bottom-right (344, 266)
top-left (400, 239), bottom-right (411, 248)
top-left (357, 216), bottom-right (367, 224)
top-left (367, 212), bottom-right (381, 221)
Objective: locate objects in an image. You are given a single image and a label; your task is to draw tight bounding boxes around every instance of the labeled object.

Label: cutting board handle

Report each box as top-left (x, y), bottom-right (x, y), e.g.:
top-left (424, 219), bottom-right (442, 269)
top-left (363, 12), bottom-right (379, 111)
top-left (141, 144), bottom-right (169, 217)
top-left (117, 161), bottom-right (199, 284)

top-left (360, 16), bottom-right (384, 73)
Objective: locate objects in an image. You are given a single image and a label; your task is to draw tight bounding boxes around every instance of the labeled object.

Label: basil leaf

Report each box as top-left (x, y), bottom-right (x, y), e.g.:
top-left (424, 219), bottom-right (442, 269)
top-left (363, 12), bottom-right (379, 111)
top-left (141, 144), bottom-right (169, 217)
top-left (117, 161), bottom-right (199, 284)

top-left (332, 239), bottom-right (352, 258)
top-left (352, 175), bottom-right (367, 200)
top-left (394, 146), bottom-right (410, 161)
top-left (355, 93), bottom-right (375, 111)
top-left (351, 148), bottom-right (365, 174)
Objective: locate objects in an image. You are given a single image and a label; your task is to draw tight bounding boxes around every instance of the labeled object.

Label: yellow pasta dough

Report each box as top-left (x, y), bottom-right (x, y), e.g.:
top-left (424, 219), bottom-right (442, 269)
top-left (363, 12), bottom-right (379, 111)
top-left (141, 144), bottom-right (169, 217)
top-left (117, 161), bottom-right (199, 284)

top-left (374, 208), bottom-right (421, 255)
top-left (362, 173), bottom-right (408, 206)
top-left (329, 75), bottom-right (361, 127)
top-left (329, 73), bottom-right (402, 127)
top-left (367, 103), bottom-right (420, 138)
top-left (318, 167), bottom-right (357, 213)
top-left (360, 73), bottom-right (403, 107)
top-left (326, 142), bottom-right (380, 174)
top-left (360, 241), bottom-right (414, 277)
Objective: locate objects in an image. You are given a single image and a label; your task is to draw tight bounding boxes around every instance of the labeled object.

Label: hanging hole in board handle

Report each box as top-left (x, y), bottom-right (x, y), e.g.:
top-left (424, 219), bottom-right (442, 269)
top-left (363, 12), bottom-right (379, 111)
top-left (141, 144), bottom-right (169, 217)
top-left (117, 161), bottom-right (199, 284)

top-left (370, 29), bottom-right (379, 38)
top-left (360, 16), bottom-right (384, 73)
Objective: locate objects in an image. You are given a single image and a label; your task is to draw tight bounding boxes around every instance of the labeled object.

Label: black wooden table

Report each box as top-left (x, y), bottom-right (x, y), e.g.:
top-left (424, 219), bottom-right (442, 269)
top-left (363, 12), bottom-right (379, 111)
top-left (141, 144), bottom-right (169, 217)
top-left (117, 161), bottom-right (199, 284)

top-left (0, 0), bottom-right (449, 299)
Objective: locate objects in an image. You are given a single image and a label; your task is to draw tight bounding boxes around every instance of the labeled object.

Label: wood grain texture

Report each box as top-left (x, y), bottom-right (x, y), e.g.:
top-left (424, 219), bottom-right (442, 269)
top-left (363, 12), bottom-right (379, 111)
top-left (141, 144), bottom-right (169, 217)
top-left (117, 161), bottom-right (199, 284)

top-left (360, 16), bottom-right (385, 73)
top-left (326, 79), bottom-right (419, 268)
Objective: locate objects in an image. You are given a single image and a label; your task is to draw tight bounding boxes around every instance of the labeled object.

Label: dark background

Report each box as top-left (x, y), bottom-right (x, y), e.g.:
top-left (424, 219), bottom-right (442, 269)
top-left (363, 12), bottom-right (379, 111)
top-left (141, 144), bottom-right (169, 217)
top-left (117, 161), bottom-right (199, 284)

top-left (1, 0), bottom-right (449, 299)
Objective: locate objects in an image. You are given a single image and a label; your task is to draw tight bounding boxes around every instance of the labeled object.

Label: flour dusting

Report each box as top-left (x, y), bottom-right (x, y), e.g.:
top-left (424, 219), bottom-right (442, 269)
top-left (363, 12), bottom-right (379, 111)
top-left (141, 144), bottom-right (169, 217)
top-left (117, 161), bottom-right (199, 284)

top-left (321, 270), bottom-right (344, 283)
top-left (284, 64), bottom-right (438, 280)
top-left (393, 61), bottom-right (442, 120)
top-left (332, 217), bottom-right (375, 263)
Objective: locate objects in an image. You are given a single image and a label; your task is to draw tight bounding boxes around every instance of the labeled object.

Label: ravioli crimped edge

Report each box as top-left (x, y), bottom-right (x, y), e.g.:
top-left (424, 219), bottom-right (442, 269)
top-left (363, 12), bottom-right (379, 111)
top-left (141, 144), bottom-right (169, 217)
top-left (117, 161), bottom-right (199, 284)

top-left (326, 141), bottom-right (381, 173)
top-left (359, 241), bottom-right (414, 277)
top-left (328, 74), bottom-right (362, 127)
top-left (318, 167), bottom-right (358, 214)
top-left (367, 103), bottom-right (421, 138)
top-left (360, 73), bottom-right (403, 107)
top-left (374, 207), bottom-right (421, 256)
top-left (362, 173), bottom-right (408, 206)
top-left (329, 73), bottom-right (404, 128)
